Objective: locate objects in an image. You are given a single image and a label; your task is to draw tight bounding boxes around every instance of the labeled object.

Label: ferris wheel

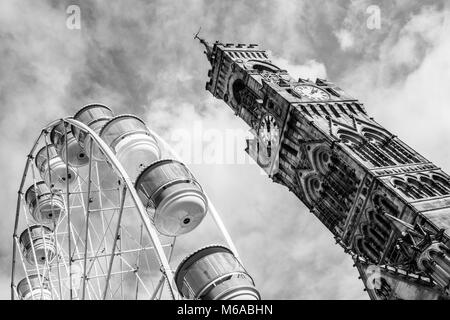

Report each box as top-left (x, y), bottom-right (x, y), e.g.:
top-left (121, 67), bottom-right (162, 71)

top-left (11, 104), bottom-right (261, 300)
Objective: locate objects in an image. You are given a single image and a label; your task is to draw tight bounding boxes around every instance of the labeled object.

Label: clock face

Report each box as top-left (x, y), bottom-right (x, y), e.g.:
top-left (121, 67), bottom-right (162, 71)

top-left (258, 114), bottom-right (280, 160)
top-left (293, 85), bottom-right (330, 101)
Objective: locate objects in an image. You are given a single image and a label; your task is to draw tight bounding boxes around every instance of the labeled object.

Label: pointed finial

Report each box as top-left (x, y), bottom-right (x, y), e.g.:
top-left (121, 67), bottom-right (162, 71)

top-left (193, 27), bottom-right (202, 40)
top-left (193, 27), bottom-right (213, 63)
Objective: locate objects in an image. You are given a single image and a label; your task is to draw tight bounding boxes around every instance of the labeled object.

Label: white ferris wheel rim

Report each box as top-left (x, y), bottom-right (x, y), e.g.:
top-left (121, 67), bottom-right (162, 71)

top-left (11, 116), bottom-right (243, 301)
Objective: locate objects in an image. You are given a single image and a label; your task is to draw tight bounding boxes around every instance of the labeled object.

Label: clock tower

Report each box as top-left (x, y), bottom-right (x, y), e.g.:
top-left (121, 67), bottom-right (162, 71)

top-left (198, 38), bottom-right (450, 300)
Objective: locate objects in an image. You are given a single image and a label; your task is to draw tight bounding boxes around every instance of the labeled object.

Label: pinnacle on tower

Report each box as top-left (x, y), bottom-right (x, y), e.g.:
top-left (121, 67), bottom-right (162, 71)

top-left (194, 28), bottom-right (213, 63)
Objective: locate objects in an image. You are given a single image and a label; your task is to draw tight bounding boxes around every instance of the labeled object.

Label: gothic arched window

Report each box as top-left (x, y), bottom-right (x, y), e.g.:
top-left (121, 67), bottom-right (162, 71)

top-left (232, 79), bottom-right (246, 104)
top-left (311, 147), bottom-right (331, 174)
top-left (361, 127), bottom-right (420, 165)
top-left (406, 177), bottom-right (436, 198)
top-left (419, 176), bottom-right (448, 196)
top-left (356, 236), bottom-right (380, 262)
top-left (304, 173), bottom-right (322, 203)
top-left (338, 129), bottom-right (387, 167)
top-left (372, 195), bottom-right (399, 216)
top-left (392, 178), bottom-right (421, 200)
top-left (431, 174), bottom-right (450, 194)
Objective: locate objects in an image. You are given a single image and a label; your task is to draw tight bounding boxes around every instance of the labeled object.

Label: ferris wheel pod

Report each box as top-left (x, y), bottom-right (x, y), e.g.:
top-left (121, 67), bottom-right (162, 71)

top-left (17, 275), bottom-right (52, 300)
top-left (72, 104), bottom-right (114, 143)
top-left (99, 115), bottom-right (161, 182)
top-left (83, 119), bottom-right (112, 161)
top-left (25, 182), bottom-right (64, 224)
top-left (72, 104), bottom-right (114, 161)
top-left (19, 225), bottom-right (56, 265)
top-left (35, 145), bottom-right (78, 190)
top-left (135, 159), bottom-right (207, 236)
top-left (175, 245), bottom-right (260, 300)
top-left (50, 122), bottom-right (89, 167)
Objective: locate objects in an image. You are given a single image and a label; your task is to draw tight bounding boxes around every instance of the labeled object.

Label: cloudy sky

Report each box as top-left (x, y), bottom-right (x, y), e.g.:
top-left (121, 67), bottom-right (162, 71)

top-left (1, 0), bottom-right (449, 300)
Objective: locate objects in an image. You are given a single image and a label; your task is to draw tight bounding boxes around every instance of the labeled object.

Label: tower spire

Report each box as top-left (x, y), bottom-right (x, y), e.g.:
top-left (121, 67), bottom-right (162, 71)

top-left (194, 27), bottom-right (213, 63)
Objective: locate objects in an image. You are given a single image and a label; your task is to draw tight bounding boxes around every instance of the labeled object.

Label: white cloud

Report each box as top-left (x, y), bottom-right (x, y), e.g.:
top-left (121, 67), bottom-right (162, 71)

top-left (335, 29), bottom-right (355, 51)
top-left (272, 56), bottom-right (327, 81)
top-left (339, 5), bottom-right (450, 172)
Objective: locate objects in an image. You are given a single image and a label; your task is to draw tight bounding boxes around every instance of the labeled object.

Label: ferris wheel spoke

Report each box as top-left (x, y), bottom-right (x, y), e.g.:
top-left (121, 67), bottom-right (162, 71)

top-left (160, 237), bottom-right (176, 299)
top-left (83, 211), bottom-right (114, 282)
top-left (134, 223), bottom-right (143, 300)
top-left (95, 161), bottom-right (109, 260)
top-left (118, 253), bottom-right (152, 298)
top-left (74, 188), bottom-right (107, 258)
top-left (72, 161), bottom-right (116, 254)
top-left (67, 207), bottom-right (86, 264)
top-left (118, 254), bottom-right (150, 298)
top-left (151, 275), bottom-right (165, 300)
top-left (150, 237), bottom-right (176, 300)
top-left (52, 221), bottom-right (63, 299)
top-left (119, 227), bottom-right (124, 299)
top-left (62, 124), bottom-right (74, 300)
top-left (103, 184), bottom-right (127, 300)
top-left (53, 242), bottom-right (71, 298)
top-left (75, 163), bottom-right (120, 211)
top-left (120, 223), bottom-right (155, 250)
top-left (84, 280), bottom-right (94, 300)
top-left (141, 244), bottom-right (154, 284)
top-left (83, 198), bottom-right (122, 277)
top-left (81, 142), bottom-right (94, 300)
top-left (94, 161), bottom-right (119, 273)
